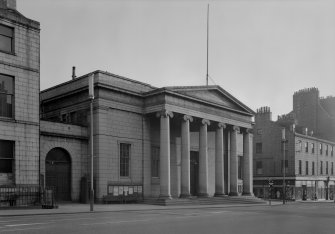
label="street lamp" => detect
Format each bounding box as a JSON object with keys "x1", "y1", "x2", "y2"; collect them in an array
[
  {"x1": 326, "y1": 176, "x2": 330, "y2": 200},
  {"x1": 282, "y1": 128, "x2": 287, "y2": 204},
  {"x1": 89, "y1": 74, "x2": 94, "y2": 211}
]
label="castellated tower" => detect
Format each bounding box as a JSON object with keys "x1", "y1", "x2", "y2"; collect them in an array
[{"x1": 293, "y1": 88, "x2": 319, "y2": 135}]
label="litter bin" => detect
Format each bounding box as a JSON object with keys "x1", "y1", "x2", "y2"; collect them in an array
[{"x1": 42, "y1": 188, "x2": 57, "y2": 209}]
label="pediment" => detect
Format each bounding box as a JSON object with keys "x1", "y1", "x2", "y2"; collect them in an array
[{"x1": 168, "y1": 86, "x2": 254, "y2": 114}]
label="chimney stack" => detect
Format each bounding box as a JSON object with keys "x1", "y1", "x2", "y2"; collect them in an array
[
  {"x1": 72, "y1": 66, "x2": 76, "y2": 80},
  {"x1": 0, "y1": 0, "x2": 16, "y2": 9}
]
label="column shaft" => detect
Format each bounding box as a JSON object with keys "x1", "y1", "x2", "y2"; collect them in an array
[
  {"x1": 215, "y1": 123, "x2": 225, "y2": 196},
  {"x1": 158, "y1": 112, "x2": 172, "y2": 199},
  {"x1": 243, "y1": 130, "x2": 253, "y2": 196},
  {"x1": 229, "y1": 126, "x2": 239, "y2": 196},
  {"x1": 199, "y1": 119, "x2": 210, "y2": 197},
  {"x1": 180, "y1": 115, "x2": 192, "y2": 198}
]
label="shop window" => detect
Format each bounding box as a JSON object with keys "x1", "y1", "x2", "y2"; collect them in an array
[
  {"x1": 0, "y1": 74, "x2": 14, "y2": 118},
  {"x1": 119, "y1": 143, "x2": 130, "y2": 177},
  {"x1": 151, "y1": 146, "x2": 160, "y2": 178},
  {"x1": 0, "y1": 140, "x2": 14, "y2": 173},
  {"x1": 0, "y1": 24, "x2": 14, "y2": 53}
]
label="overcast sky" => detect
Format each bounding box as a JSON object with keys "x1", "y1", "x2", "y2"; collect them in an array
[{"x1": 18, "y1": 0, "x2": 335, "y2": 118}]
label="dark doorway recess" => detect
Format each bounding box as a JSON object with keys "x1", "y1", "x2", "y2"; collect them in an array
[{"x1": 45, "y1": 148, "x2": 71, "y2": 201}]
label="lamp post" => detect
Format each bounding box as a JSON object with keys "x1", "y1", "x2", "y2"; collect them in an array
[
  {"x1": 89, "y1": 74, "x2": 94, "y2": 212},
  {"x1": 326, "y1": 176, "x2": 330, "y2": 200},
  {"x1": 282, "y1": 128, "x2": 287, "y2": 204}
]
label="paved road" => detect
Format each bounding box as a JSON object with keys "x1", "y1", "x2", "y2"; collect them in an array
[{"x1": 0, "y1": 203, "x2": 334, "y2": 234}]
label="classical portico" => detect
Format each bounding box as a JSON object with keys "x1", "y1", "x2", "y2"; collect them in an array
[{"x1": 146, "y1": 85, "x2": 255, "y2": 200}]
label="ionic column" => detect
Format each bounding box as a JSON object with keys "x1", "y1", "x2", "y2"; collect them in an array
[
  {"x1": 243, "y1": 129, "x2": 253, "y2": 196},
  {"x1": 156, "y1": 110, "x2": 174, "y2": 199},
  {"x1": 215, "y1": 123, "x2": 226, "y2": 196},
  {"x1": 198, "y1": 119, "x2": 210, "y2": 197},
  {"x1": 229, "y1": 125, "x2": 239, "y2": 196},
  {"x1": 180, "y1": 115, "x2": 193, "y2": 198}
]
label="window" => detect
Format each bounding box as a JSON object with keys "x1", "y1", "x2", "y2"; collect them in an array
[
  {"x1": 312, "y1": 162, "x2": 315, "y2": 175},
  {"x1": 326, "y1": 145, "x2": 329, "y2": 156},
  {"x1": 332, "y1": 162, "x2": 334, "y2": 175},
  {"x1": 151, "y1": 146, "x2": 160, "y2": 177},
  {"x1": 296, "y1": 140, "x2": 302, "y2": 152},
  {"x1": 320, "y1": 161, "x2": 323, "y2": 175},
  {"x1": 298, "y1": 160, "x2": 302, "y2": 175},
  {"x1": 305, "y1": 161, "x2": 309, "y2": 175},
  {"x1": 256, "y1": 143, "x2": 262, "y2": 154},
  {"x1": 0, "y1": 74, "x2": 14, "y2": 118},
  {"x1": 0, "y1": 24, "x2": 14, "y2": 53},
  {"x1": 257, "y1": 129, "x2": 262, "y2": 135},
  {"x1": 238, "y1": 156, "x2": 243, "y2": 179},
  {"x1": 119, "y1": 143, "x2": 130, "y2": 177},
  {"x1": 0, "y1": 140, "x2": 14, "y2": 173},
  {"x1": 305, "y1": 142, "x2": 308, "y2": 153},
  {"x1": 281, "y1": 160, "x2": 288, "y2": 174},
  {"x1": 326, "y1": 161, "x2": 329, "y2": 175},
  {"x1": 331, "y1": 146, "x2": 334, "y2": 156},
  {"x1": 311, "y1": 143, "x2": 315, "y2": 154},
  {"x1": 320, "y1": 144, "x2": 323, "y2": 155},
  {"x1": 256, "y1": 161, "x2": 263, "y2": 175}
]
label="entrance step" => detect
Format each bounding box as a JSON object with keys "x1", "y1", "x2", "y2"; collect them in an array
[{"x1": 143, "y1": 196, "x2": 266, "y2": 206}]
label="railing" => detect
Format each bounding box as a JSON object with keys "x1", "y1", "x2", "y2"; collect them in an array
[{"x1": 0, "y1": 185, "x2": 56, "y2": 208}]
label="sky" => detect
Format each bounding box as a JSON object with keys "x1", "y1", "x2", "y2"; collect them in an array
[{"x1": 18, "y1": 0, "x2": 335, "y2": 119}]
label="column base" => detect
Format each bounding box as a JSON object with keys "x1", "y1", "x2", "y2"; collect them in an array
[
  {"x1": 197, "y1": 193, "x2": 209, "y2": 198},
  {"x1": 179, "y1": 193, "x2": 191, "y2": 199},
  {"x1": 242, "y1": 192, "x2": 254, "y2": 196},
  {"x1": 158, "y1": 194, "x2": 172, "y2": 200},
  {"x1": 229, "y1": 192, "x2": 239, "y2": 196},
  {"x1": 214, "y1": 193, "x2": 227, "y2": 197}
]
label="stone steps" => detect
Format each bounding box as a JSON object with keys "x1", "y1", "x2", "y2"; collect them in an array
[{"x1": 143, "y1": 196, "x2": 267, "y2": 206}]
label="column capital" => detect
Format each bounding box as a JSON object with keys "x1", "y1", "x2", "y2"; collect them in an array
[
  {"x1": 217, "y1": 122, "x2": 227, "y2": 129},
  {"x1": 201, "y1": 119, "x2": 211, "y2": 126},
  {"x1": 156, "y1": 109, "x2": 174, "y2": 118},
  {"x1": 183, "y1": 115, "x2": 193, "y2": 122},
  {"x1": 231, "y1": 125, "x2": 240, "y2": 132},
  {"x1": 244, "y1": 128, "x2": 253, "y2": 134}
]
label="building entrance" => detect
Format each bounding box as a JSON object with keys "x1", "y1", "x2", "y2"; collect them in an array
[
  {"x1": 45, "y1": 148, "x2": 71, "y2": 201},
  {"x1": 190, "y1": 151, "x2": 199, "y2": 196}
]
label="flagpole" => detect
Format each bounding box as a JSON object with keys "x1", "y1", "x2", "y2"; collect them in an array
[{"x1": 206, "y1": 4, "x2": 209, "y2": 86}]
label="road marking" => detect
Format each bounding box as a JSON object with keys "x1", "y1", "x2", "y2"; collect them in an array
[
  {"x1": 1, "y1": 227, "x2": 45, "y2": 232},
  {"x1": 5, "y1": 222, "x2": 51, "y2": 227},
  {"x1": 81, "y1": 219, "x2": 152, "y2": 226}
]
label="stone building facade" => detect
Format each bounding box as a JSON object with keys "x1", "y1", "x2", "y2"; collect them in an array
[
  {"x1": 0, "y1": 0, "x2": 40, "y2": 186},
  {"x1": 40, "y1": 71, "x2": 255, "y2": 202},
  {"x1": 253, "y1": 101, "x2": 335, "y2": 200}
]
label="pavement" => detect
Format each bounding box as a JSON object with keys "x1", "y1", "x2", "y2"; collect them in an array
[{"x1": 0, "y1": 199, "x2": 333, "y2": 217}]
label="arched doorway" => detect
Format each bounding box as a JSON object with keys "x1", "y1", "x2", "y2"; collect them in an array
[{"x1": 45, "y1": 148, "x2": 71, "y2": 201}]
